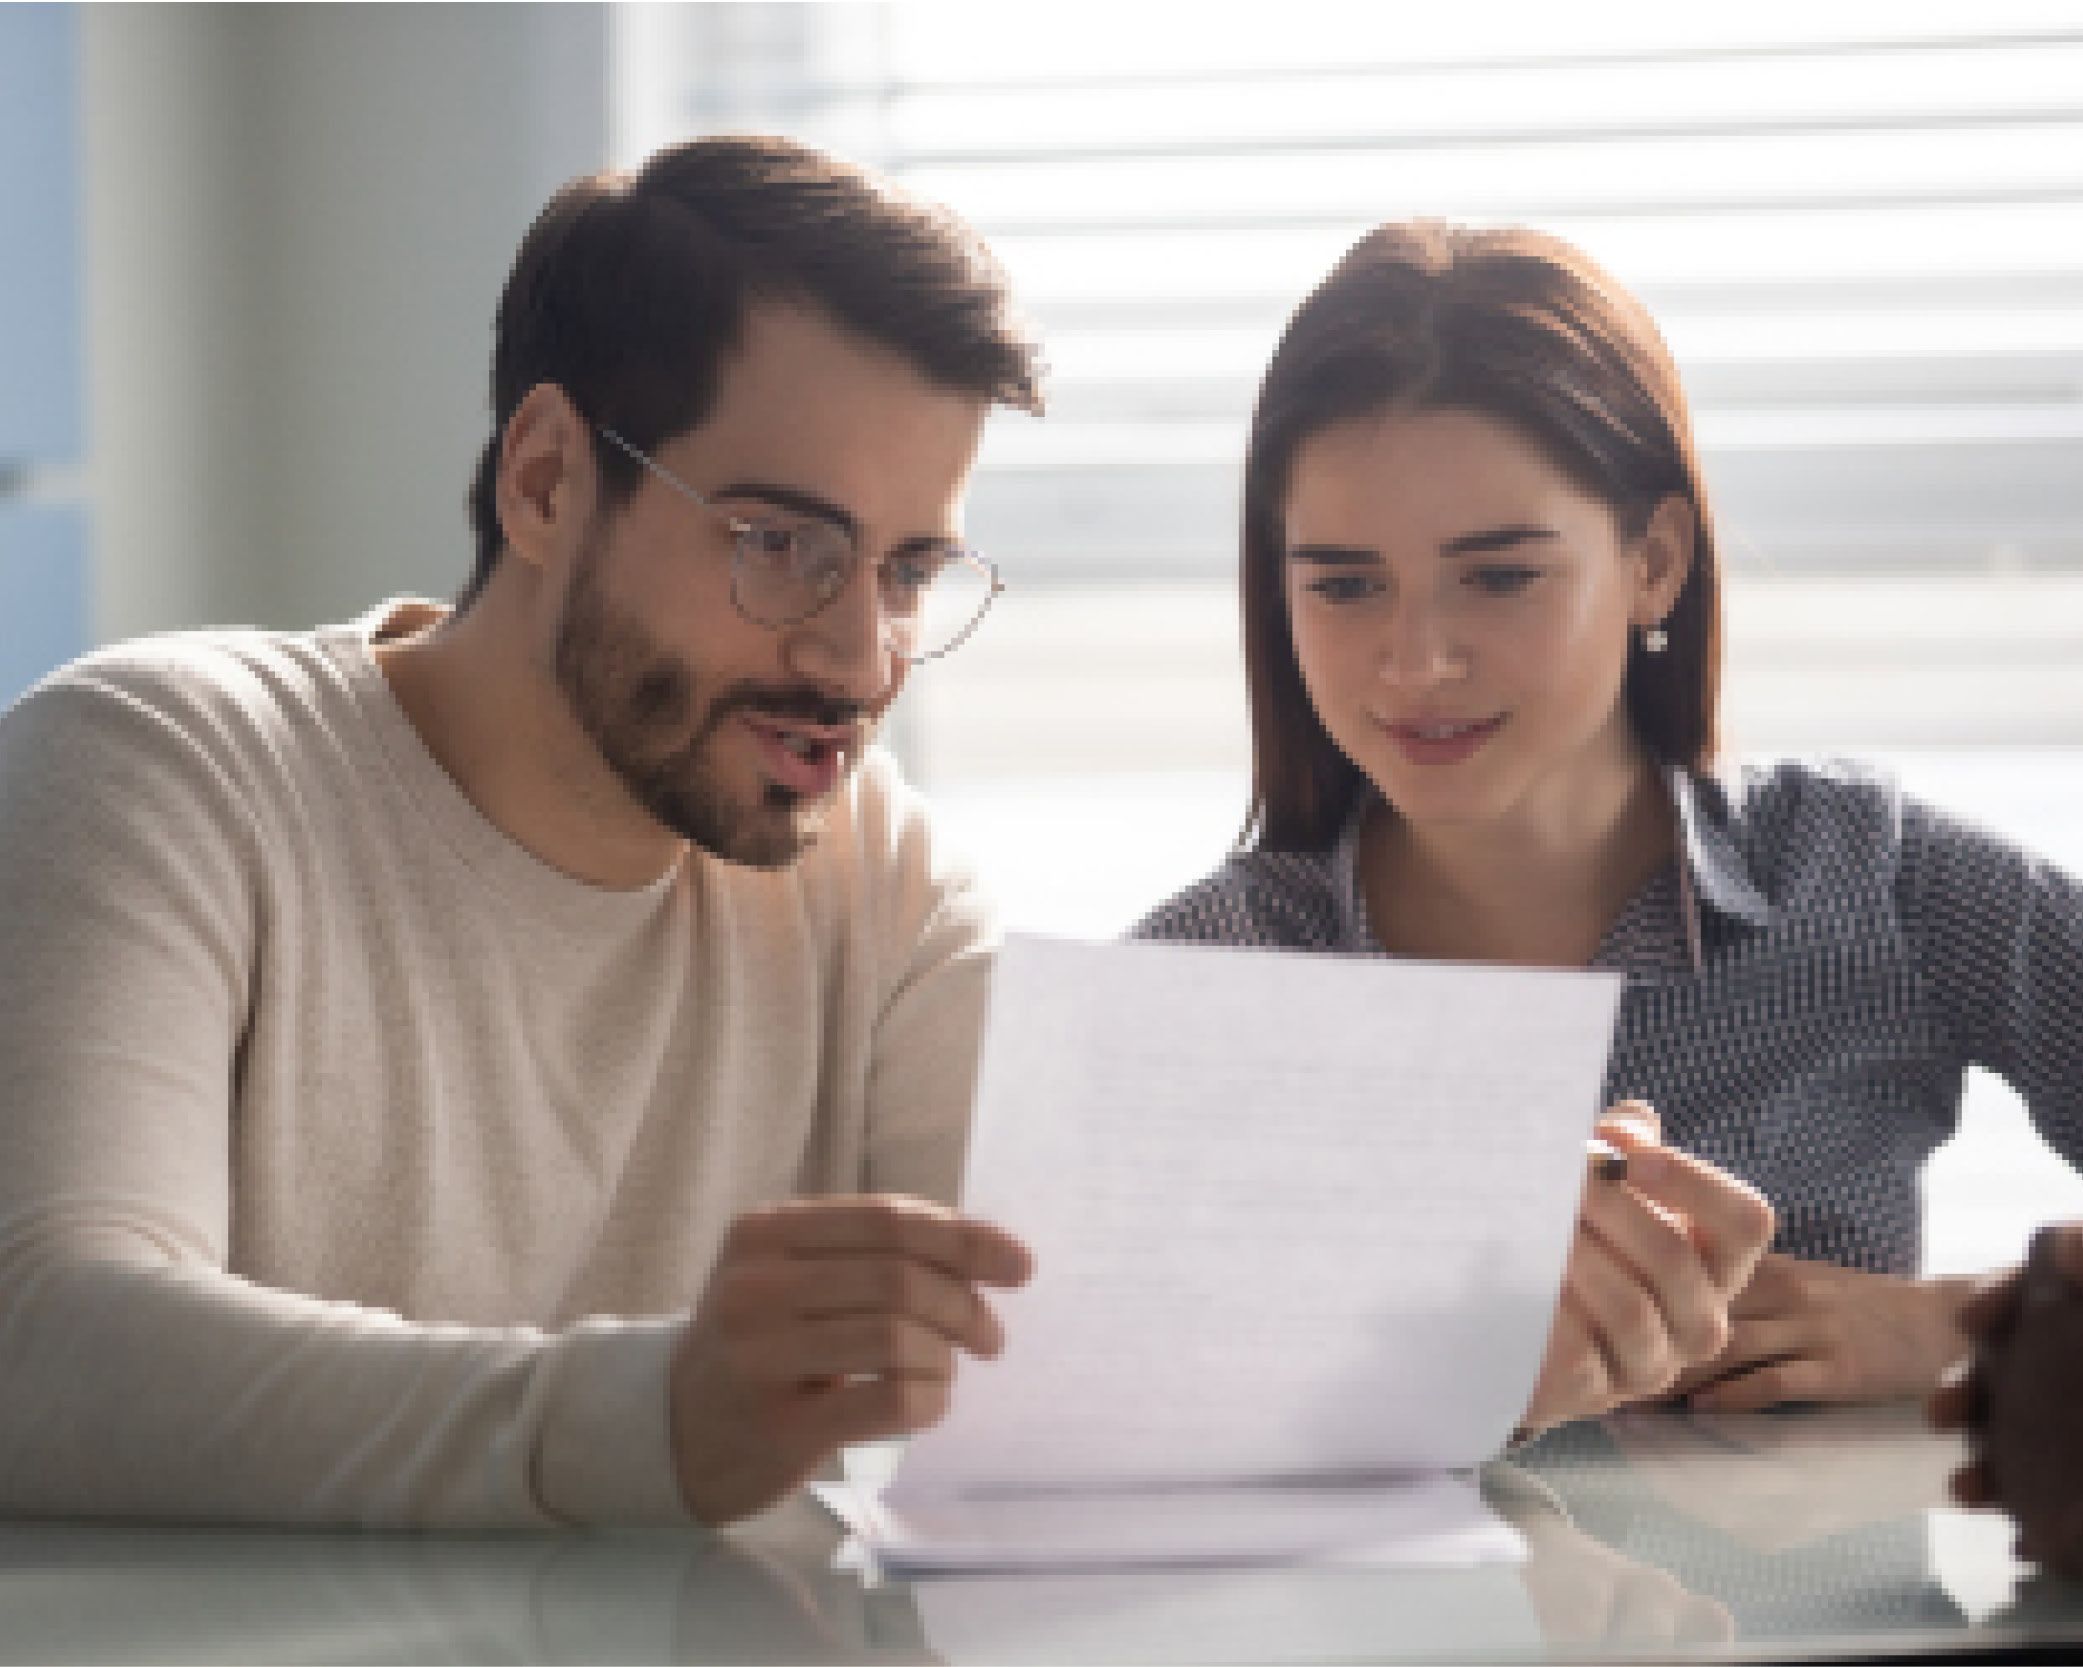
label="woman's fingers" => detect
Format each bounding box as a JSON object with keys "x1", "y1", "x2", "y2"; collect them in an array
[
  {"x1": 1525, "y1": 1294, "x2": 1616, "y2": 1431},
  {"x1": 1612, "y1": 1144, "x2": 1776, "y2": 1294},
  {"x1": 1578, "y1": 1176, "x2": 1729, "y2": 1363},
  {"x1": 1532, "y1": 1114, "x2": 1774, "y2": 1426},
  {"x1": 1562, "y1": 1227, "x2": 1687, "y2": 1401}
]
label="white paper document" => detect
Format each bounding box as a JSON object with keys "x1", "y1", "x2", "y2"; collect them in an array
[{"x1": 839, "y1": 935, "x2": 1622, "y2": 1574}]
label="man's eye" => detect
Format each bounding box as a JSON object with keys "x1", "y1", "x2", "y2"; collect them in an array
[
  {"x1": 886, "y1": 550, "x2": 950, "y2": 595},
  {"x1": 741, "y1": 522, "x2": 800, "y2": 562},
  {"x1": 1304, "y1": 574, "x2": 1384, "y2": 604},
  {"x1": 1468, "y1": 566, "x2": 1539, "y2": 595}
]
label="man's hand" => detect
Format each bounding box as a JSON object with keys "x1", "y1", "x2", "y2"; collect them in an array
[
  {"x1": 1932, "y1": 1223, "x2": 2083, "y2": 1576},
  {"x1": 1671, "y1": 1254, "x2": 1973, "y2": 1412},
  {"x1": 1520, "y1": 1104, "x2": 1776, "y2": 1434},
  {"x1": 667, "y1": 1196, "x2": 1032, "y2": 1524}
]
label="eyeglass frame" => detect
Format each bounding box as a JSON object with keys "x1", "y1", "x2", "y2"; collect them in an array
[{"x1": 593, "y1": 424, "x2": 1004, "y2": 664}]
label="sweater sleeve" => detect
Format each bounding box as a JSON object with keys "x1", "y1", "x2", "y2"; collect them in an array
[
  {"x1": 0, "y1": 663, "x2": 691, "y2": 1528},
  {"x1": 1897, "y1": 790, "x2": 2083, "y2": 1169}
]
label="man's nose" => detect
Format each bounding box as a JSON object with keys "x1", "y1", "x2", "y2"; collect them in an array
[{"x1": 780, "y1": 564, "x2": 902, "y2": 705}]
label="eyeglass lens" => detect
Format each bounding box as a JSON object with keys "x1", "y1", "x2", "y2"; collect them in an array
[{"x1": 730, "y1": 518, "x2": 996, "y2": 661}]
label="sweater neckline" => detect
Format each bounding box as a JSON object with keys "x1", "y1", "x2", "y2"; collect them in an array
[{"x1": 319, "y1": 599, "x2": 685, "y2": 933}]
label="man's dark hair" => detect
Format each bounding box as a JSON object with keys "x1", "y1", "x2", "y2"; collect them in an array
[{"x1": 460, "y1": 133, "x2": 1044, "y2": 608}]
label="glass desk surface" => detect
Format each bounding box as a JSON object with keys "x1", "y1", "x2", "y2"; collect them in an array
[{"x1": 1, "y1": 1402, "x2": 2077, "y2": 1666}]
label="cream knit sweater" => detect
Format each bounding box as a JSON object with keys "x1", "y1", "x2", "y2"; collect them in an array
[{"x1": 0, "y1": 602, "x2": 991, "y2": 1527}]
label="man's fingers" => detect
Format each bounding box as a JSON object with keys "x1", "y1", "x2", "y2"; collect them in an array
[
  {"x1": 730, "y1": 1196, "x2": 1033, "y2": 1286},
  {"x1": 1578, "y1": 1182, "x2": 1728, "y2": 1362},
  {"x1": 736, "y1": 1312, "x2": 959, "y2": 1387},
  {"x1": 785, "y1": 1372, "x2": 955, "y2": 1454},
  {"x1": 1615, "y1": 1147, "x2": 1776, "y2": 1293},
  {"x1": 790, "y1": 1253, "x2": 1006, "y2": 1355}
]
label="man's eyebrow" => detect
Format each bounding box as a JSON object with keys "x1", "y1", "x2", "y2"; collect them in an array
[
  {"x1": 1440, "y1": 524, "x2": 1560, "y2": 556},
  {"x1": 710, "y1": 482, "x2": 962, "y2": 555},
  {"x1": 712, "y1": 481, "x2": 860, "y2": 541}
]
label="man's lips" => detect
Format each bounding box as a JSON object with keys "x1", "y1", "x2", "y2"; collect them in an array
[{"x1": 739, "y1": 712, "x2": 862, "y2": 798}]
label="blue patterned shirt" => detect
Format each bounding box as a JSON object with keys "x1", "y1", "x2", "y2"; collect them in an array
[{"x1": 1132, "y1": 760, "x2": 2083, "y2": 1275}]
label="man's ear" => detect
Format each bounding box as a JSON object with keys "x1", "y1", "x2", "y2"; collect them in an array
[
  {"x1": 495, "y1": 383, "x2": 596, "y2": 575},
  {"x1": 1632, "y1": 494, "x2": 1697, "y2": 627}
]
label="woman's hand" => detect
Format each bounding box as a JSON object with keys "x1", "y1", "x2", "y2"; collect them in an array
[
  {"x1": 1515, "y1": 1507, "x2": 1734, "y2": 1650},
  {"x1": 1520, "y1": 1104, "x2": 1775, "y2": 1434},
  {"x1": 1670, "y1": 1255, "x2": 1974, "y2": 1412}
]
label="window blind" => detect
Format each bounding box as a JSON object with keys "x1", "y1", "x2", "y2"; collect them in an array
[{"x1": 615, "y1": 3, "x2": 2083, "y2": 759}]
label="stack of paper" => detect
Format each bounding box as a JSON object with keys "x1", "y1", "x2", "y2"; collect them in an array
[{"x1": 826, "y1": 935, "x2": 1622, "y2": 1574}]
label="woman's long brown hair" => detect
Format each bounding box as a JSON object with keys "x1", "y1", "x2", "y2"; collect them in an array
[{"x1": 1240, "y1": 221, "x2": 1723, "y2": 852}]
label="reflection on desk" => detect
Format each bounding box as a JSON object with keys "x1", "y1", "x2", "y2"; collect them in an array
[
  {"x1": 0, "y1": 1507, "x2": 922, "y2": 1666},
  {"x1": 1512, "y1": 1402, "x2": 1973, "y2": 1650},
  {"x1": 0, "y1": 1404, "x2": 2077, "y2": 1664}
]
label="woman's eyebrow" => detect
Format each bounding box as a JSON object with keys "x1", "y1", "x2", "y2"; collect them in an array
[
  {"x1": 1440, "y1": 524, "x2": 1561, "y2": 556},
  {"x1": 1286, "y1": 544, "x2": 1382, "y2": 565}
]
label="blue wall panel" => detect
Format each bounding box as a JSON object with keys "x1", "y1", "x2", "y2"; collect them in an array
[
  {"x1": 0, "y1": 5, "x2": 84, "y2": 468},
  {"x1": 0, "y1": 504, "x2": 89, "y2": 710}
]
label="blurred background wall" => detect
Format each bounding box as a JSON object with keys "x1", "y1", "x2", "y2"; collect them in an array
[
  {"x1": 3, "y1": 0, "x2": 2081, "y2": 1267},
  {"x1": 73, "y1": 3, "x2": 610, "y2": 642}
]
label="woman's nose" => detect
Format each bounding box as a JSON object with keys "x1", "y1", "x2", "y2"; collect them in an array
[{"x1": 1375, "y1": 603, "x2": 1468, "y2": 688}]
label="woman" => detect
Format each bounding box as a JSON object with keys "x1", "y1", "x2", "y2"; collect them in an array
[{"x1": 1137, "y1": 220, "x2": 2083, "y2": 1431}]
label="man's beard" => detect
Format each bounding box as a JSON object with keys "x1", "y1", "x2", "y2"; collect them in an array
[{"x1": 551, "y1": 531, "x2": 869, "y2": 869}]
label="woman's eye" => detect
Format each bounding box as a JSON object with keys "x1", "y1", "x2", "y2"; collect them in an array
[
  {"x1": 1304, "y1": 574, "x2": 1384, "y2": 605},
  {"x1": 1467, "y1": 566, "x2": 1539, "y2": 595}
]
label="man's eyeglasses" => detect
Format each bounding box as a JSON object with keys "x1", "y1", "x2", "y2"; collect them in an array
[{"x1": 596, "y1": 426, "x2": 1002, "y2": 664}]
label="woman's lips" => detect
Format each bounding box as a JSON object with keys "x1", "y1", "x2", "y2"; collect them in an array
[{"x1": 1378, "y1": 712, "x2": 1507, "y2": 766}]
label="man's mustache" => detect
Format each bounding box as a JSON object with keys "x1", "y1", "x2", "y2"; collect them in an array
[{"x1": 709, "y1": 685, "x2": 871, "y2": 731}]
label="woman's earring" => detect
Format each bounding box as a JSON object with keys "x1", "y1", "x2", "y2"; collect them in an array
[{"x1": 1643, "y1": 623, "x2": 1669, "y2": 654}]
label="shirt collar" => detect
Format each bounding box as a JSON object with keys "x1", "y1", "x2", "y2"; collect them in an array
[
  {"x1": 1329, "y1": 800, "x2": 1373, "y2": 952},
  {"x1": 1666, "y1": 764, "x2": 1776, "y2": 931},
  {"x1": 1327, "y1": 764, "x2": 1776, "y2": 968}
]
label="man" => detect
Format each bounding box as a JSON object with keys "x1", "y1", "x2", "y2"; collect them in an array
[{"x1": 0, "y1": 135, "x2": 1041, "y2": 1527}]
